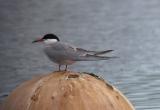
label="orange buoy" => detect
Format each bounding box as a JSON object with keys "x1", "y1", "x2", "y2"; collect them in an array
[{"x1": 1, "y1": 71, "x2": 135, "y2": 110}]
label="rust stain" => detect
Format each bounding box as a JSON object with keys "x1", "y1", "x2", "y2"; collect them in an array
[
  {"x1": 68, "y1": 74, "x2": 79, "y2": 78},
  {"x1": 31, "y1": 86, "x2": 42, "y2": 102},
  {"x1": 116, "y1": 95, "x2": 119, "y2": 100},
  {"x1": 51, "y1": 96, "x2": 55, "y2": 100}
]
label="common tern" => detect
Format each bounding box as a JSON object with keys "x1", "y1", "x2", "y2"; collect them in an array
[{"x1": 33, "y1": 34, "x2": 116, "y2": 71}]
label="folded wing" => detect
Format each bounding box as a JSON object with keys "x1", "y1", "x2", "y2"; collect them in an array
[
  {"x1": 75, "y1": 48, "x2": 117, "y2": 61},
  {"x1": 76, "y1": 48, "x2": 113, "y2": 55}
]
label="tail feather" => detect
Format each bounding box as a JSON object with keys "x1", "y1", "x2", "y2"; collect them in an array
[
  {"x1": 75, "y1": 54, "x2": 118, "y2": 61},
  {"x1": 94, "y1": 50, "x2": 113, "y2": 55},
  {"x1": 76, "y1": 48, "x2": 114, "y2": 55}
]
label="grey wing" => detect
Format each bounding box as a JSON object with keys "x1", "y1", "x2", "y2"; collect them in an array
[
  {"x1": 44, "y1": 42, "x2": 85, "y2": 61},
  {"x1": 45, "y1": 42, "x2": 116, "y2": 61},
  {"x1": 44, "y1": 43, "x2": 77, "y2": 60},
  {"x1": 75, "y1": 48, "x2": 117, "y2": 61},
  {"x1": 68, "y1": 46, "x2": 116, "y2": 61}
]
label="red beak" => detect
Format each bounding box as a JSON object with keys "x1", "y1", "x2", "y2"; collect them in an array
[{"x1": 32, "y1": 38, "x2": 44, "y2": 43}]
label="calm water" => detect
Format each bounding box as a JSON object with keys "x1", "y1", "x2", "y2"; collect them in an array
[{"x1": 1, "y1": 0, "x2": 160, "y2": 109}]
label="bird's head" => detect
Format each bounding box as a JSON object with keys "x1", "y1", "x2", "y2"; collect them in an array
[{"x1": 32, "y1": 34, "x2": 60, "y2": 44}]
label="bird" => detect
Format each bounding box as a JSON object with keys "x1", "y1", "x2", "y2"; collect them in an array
[{"x1": 32, "y1": 33, "x2": 116, "y2": 71}]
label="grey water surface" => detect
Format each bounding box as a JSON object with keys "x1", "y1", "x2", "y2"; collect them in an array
[{"x1": 1, "y1": 0, "x2": 160, "y2": 109}]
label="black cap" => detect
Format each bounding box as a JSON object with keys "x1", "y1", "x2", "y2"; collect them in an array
[{"x1": 42, "y1": 34, "x2": 60, "y2": 41}]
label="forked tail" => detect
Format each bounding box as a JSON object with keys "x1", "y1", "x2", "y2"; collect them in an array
[{"x1": 76, "y1": 54, "x2": 118, "y2": 61}]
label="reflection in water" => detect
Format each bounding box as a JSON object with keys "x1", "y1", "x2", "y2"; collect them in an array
[{"x1": 1, "y1": 0, "x2": 160, "y2": 109}]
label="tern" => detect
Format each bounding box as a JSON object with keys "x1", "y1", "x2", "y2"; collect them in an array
[{"x1": 33, "y1": 33, "x2": 116, "y2": 71}]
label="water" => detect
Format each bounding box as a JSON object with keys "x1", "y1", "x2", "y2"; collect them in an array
[{"x1": 0, "y1": 0, "x2": 160, "y2": 109}]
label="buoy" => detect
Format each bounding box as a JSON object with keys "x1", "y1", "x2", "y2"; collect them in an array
[{"x1": 1, "y1": 71, "x2": 135, "y2": 110}]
